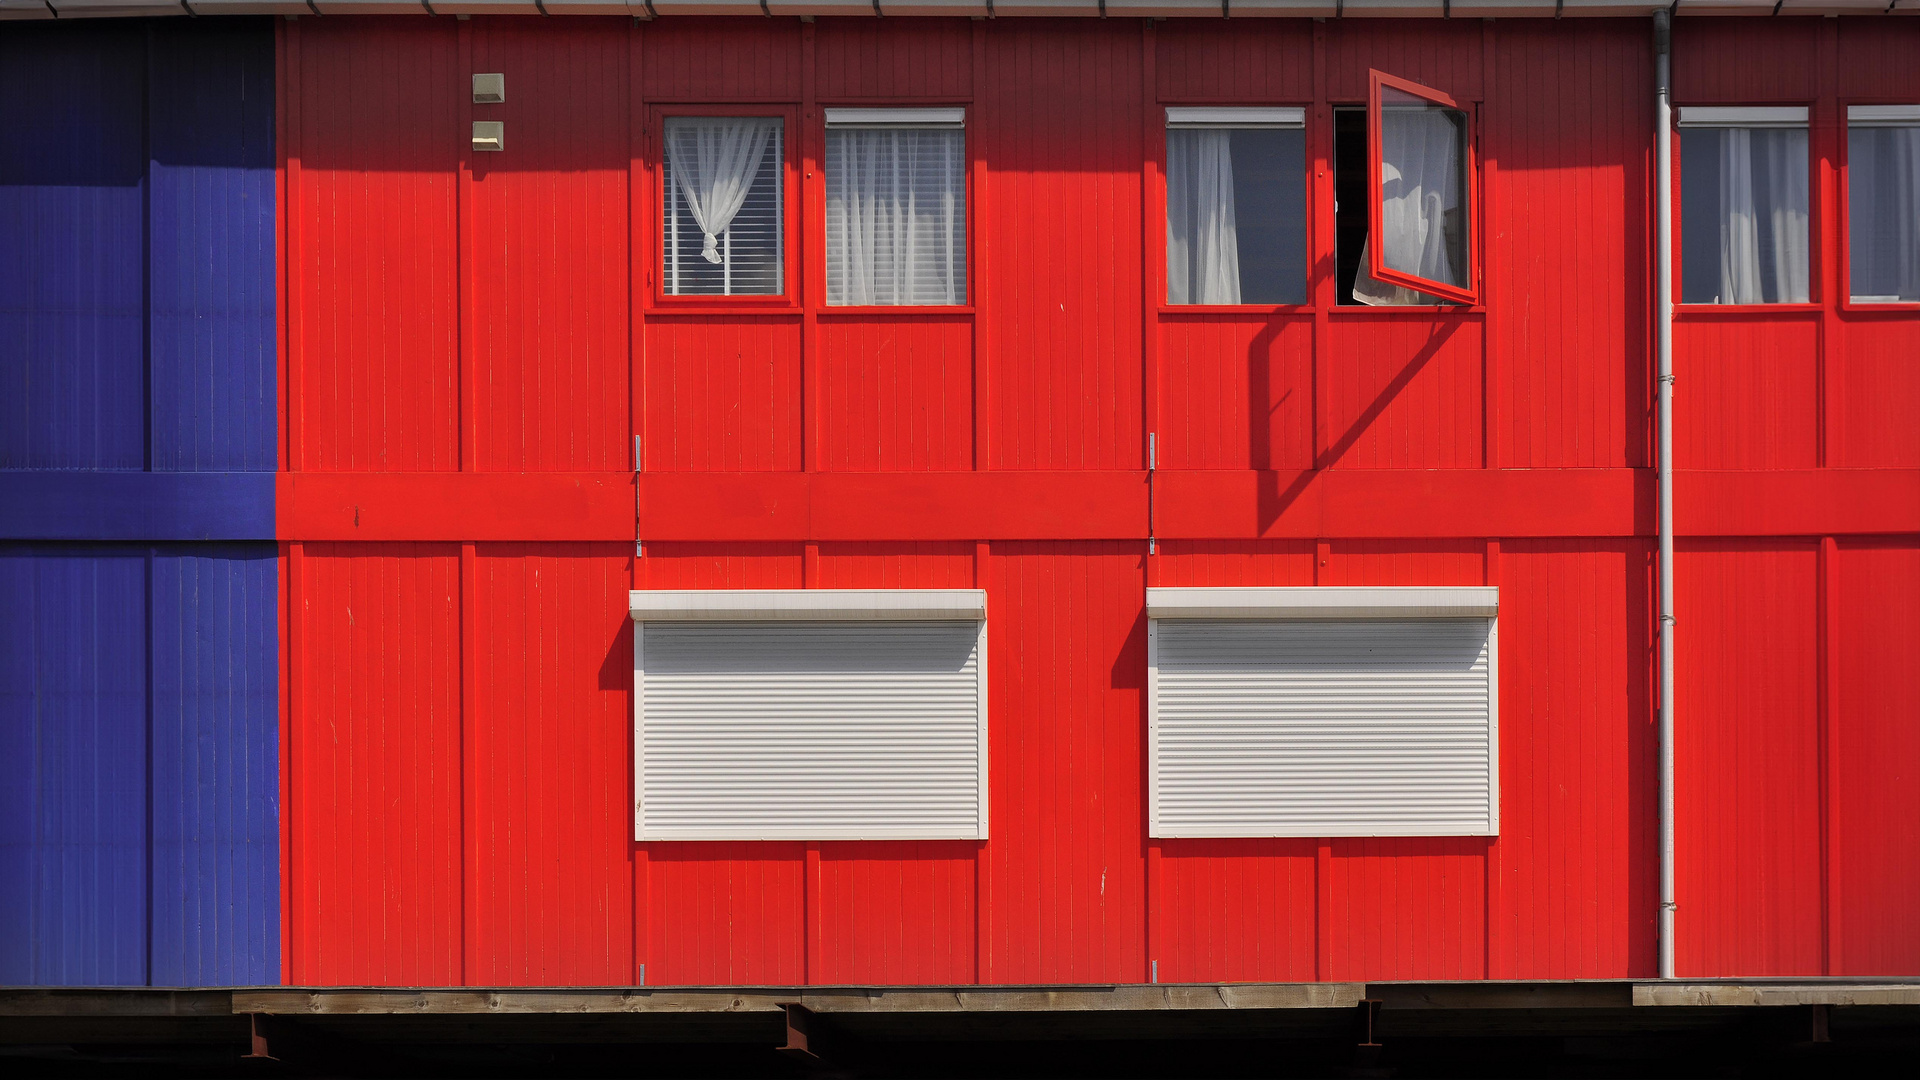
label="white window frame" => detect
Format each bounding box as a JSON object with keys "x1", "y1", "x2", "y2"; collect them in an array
[
  {"x1": 1844, "y1": 104, "x2": 1920, "y2": 306},
  {"x1": 1165, "y1": 106, "x2": 1306, "y2": 130},
  {"x1": 1145, "y1": 586, "x2": 1500, "y2": 839},
  {"x1": 630, "y1": 588, "x2": 989, "y2": 842}
]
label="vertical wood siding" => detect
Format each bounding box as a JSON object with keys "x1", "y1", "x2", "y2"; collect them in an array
[
  {"x1": 981, "y1": 543, "x2": 1147, "y2": 983},
  {"x1": 643, "y1": 319, "x2": 804, "y2": 472},
  {"x1": 1832, "y1": 543, "x2": 1920, "y2": 977},
  {"x1": 269, "y1": 16, "x2": 1920, "y2": 988},
  {"x1": 1158, "y1": 317, "x2": 1315, "y2": 471},
  {"x1": 1493, "y1": 541, "x2": 1656, "y2": 979},
  {"x1": 1674, "y1": 319, "x2": 1820, "y2": 470},
  {"x1": 292, "y1": 19, "x2": 461, "y2": 472},
  {"x1": 468, "y1": 544, "x2": 635, "y2": 985},
  {"x1": 1489, "y1": 21, "x2": 1648, "y2": 469},
  {"x1": 0, "y1": 19, "x2": 279, "y2": 988},
  {"x1": 1675, "y1": 543, "x2": 1823, "y2": 977},
  {"x1": 817, "y1": 318, "x2": 975, "y2": 472},
  {"x1": 1830, "y1": 321, "x2": 1920, "y2": 468},
  {"x1": 470, "y1": 22, "x2": 632, "y2": 474},
  {"x1": 983, "y1": 23, "x2": 1144, "y2": 471},
  {"x1": 291, "y1": 544, "x2": 464, "y2": 985}
]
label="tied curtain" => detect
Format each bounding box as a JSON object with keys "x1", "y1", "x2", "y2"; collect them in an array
[
  {"x1": 1355, "y1": 104, "x2": 1464, "y2": 306},
  {"x1": 666, "y1": 118, "x2": 776, "y2": 265},
  {"x1": 1850, "y1": 125, "x2": 1920, "y2": 302},
  {"x1": 825, "y1": 128, "x2": 966, "y2": 305},
  {"x1": 1712, "y1": 127, "x2": 1811, "y2": 304},
  {"x1": 1166, "y1": 129, "x2": 1242, "y2": 305}
]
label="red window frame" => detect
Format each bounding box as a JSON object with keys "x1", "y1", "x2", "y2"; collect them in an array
[
  {"x1": 649, "y1": 104, "x2": 801, "y2": 309},
  {"x1": 1365, "y1": 69, "x2": 1480, "y2": 306}
]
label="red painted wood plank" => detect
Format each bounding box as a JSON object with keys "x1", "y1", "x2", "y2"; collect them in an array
[
  {"x1": 291, "y1": 18, "x2": 462, "y2": 473},
  {"x1": 1832, "y1": 541, "x2": 1920, "y2": 977},
  {"x1": 1675, "y1": 542, "x2": 1824, "y2": 977},
  {"x1": 468, "y1": 21, "x2": 631, "y2": 474},
  {"x1": 290, "y1": 544, "x2": 464, "y2": 986},
  {"x1": 467, "y1": 544, "x2": 635, "y2": 985}
]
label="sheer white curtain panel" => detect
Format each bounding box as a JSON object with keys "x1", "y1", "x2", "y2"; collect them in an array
[
  {"x1": 826, "y1": 128, "x2": 966, "y2": 305},
  {"x1": 666, "y1": 118, "x2": 777, "y2": 265},
  {"x1": 1166, "y1": 130, "x2": 1242, "y2": 305},
  {"x1": 1849, "y1": 125, "x2": 1920, "y2": 302},
  {"x1": 1355, "y1": 105, "x2": 1464, "y2": 306},
  {"x1": 1715, "y1": 127, "x2": 1810, "y2": 303}
]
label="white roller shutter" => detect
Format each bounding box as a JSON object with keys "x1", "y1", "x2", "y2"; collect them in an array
[
  {"x1": 633, "y1": 593, "x2": 987, "y2": 842},
  {"x1": 1148, "y1": 588, "x2": 1497, "y2": 838}
]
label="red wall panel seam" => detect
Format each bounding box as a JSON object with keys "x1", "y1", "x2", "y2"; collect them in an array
[{"x1": 1820, "y1": 535, "x2": 1841, "y2": 974}]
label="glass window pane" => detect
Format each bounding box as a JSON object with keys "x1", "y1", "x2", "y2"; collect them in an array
[
  {"x1": 1165, "y1": 127, "x2": 1305, "y2": 305},
  {"x1": 1680, "y1": 126, "x2": 1809, "y2": 304},
  {"x1": 825, "y1": 128, "x2": 967, "y2": 306},
  {"x1": 1364, "y1": 89, "x2": 1468, "y2": 299},
  {"x1": 1849, "y1": 124, "x2": 1920, "y2": 303},
  {"x1": 663, "y1": 117, "x2": 783, "y2": 297}
]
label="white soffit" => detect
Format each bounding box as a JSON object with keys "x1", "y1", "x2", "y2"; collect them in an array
[
  {"x1": 1167, "y1": 107, "x2": 1307, "y2": 129},
  {"x1": 1146, "y1": 586, "x2": 1499, "y2": 621},
  {"x1": 1676, "y1": 106, "x2": 1810, "y2": 129},
  {"x1": 825, "y1": 108, "x2": 967, "y2": 129},
  {"x1": 631, "y1": 588, "x2": 987, "y2": 622},
  {"x1": 1849, "y1": 105, "x2": 1920, "y2": 126}
]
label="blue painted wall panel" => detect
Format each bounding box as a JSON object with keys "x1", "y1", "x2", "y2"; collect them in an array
[
  {"x1": 0, "y1": 23, "x2": 149, "y2": 472},
  {"x1": 150, "y1": 546, "x2": 279, "y2": 986},
  {"x1": 149, "y1": 22, "x2": 278, "y2": 474},
  {"x1": 0, "y1": 547, "x2": 151, "y2": 986},
  {"x1": 0, "y1": 18, "x2": 280, "y2": 987}
]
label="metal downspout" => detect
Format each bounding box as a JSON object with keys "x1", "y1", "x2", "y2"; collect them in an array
[{"x1": 1653, "y1": 8, "x2": 1677, "y2": 981}]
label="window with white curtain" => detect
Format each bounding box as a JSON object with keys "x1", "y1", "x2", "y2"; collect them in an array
[
  {"x1": 1848, "y1": 105, "x2": 1920, "y2": 304},
  {"x1": 663, "y1": 117, "x2": 784, "y2": 296},
  {"x1": 1164, "y1": 108, "x2": 1306, "y2": 306},
  {"x1": 1679, "y1": 107, "x2": 1810, "y2": 305},
  {"x1": 825, "y1": 109, "x2": 966, "y2": 306}
]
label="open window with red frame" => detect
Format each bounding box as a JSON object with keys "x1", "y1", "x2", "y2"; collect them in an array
[{"x1": 1355, "y1": 70, "x2": 1478, "y2": 307}]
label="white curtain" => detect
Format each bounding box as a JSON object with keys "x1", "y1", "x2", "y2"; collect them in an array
[
  {"x1": 666, "y1": 118, "x2": 776, "y2": 265},
  {"x1": 1355, "y1": 106, "x2": 1463, "y2": 307},
  {"x1": 825, "y1": 128, "x2": 966, "y2": 306},
  {"x1": 1849, "y1": 125, "x2": 1920, "y2": 302},
  {"x1": 1715, "y1": 127, "x2": 1810, "y2": 303},
  {"x1": 1165, "y1": 130, "x2": 1241, "y2": 305}
]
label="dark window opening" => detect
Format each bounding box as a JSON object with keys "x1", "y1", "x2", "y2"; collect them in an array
[{"x1": 1333, "y1": 107, "x2": 1371, "y2": 305}]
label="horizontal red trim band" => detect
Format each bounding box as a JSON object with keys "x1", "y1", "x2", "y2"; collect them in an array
[
  {"x1": 636, "y1": 472, "x2": 1149, "y2": 541},
  {"x1": 1156, "y1": 469, "x2": 1646, "y2": 540},
  {"x1": 278, "y1": 473, "x2": 638, "y2": 542},
  {"x1": 1675, "y1": 469, "x2": 1920, "y2": 538},
  {"x1": 275, "y1": 470, "x2": 1919, "y2": 542}
]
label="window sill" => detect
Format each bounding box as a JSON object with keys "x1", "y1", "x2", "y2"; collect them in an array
[
  {"x1": 1675, "y1": 303, "x2": 1824, "y2": 315},
  {"x1": 646, "y1": 299, "x2": 800, "y2": 316},
  {"x1": 818, "y1": 305, "x2": 975, "y2": 316},
  {"x1": 1840, "y1": 300, "x2": 1920, "y2": 314},
  {"x1": 1159, "y1": 304, "x2": 1313, "y2": 316},
  {"x1": 1328, "y1": 304, "x2": 1486, "y2": 316}
]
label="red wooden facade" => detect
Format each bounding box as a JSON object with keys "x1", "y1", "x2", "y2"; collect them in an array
[{"x1": 274, "y1": 14, "x2": 1920, "y2": 986}]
